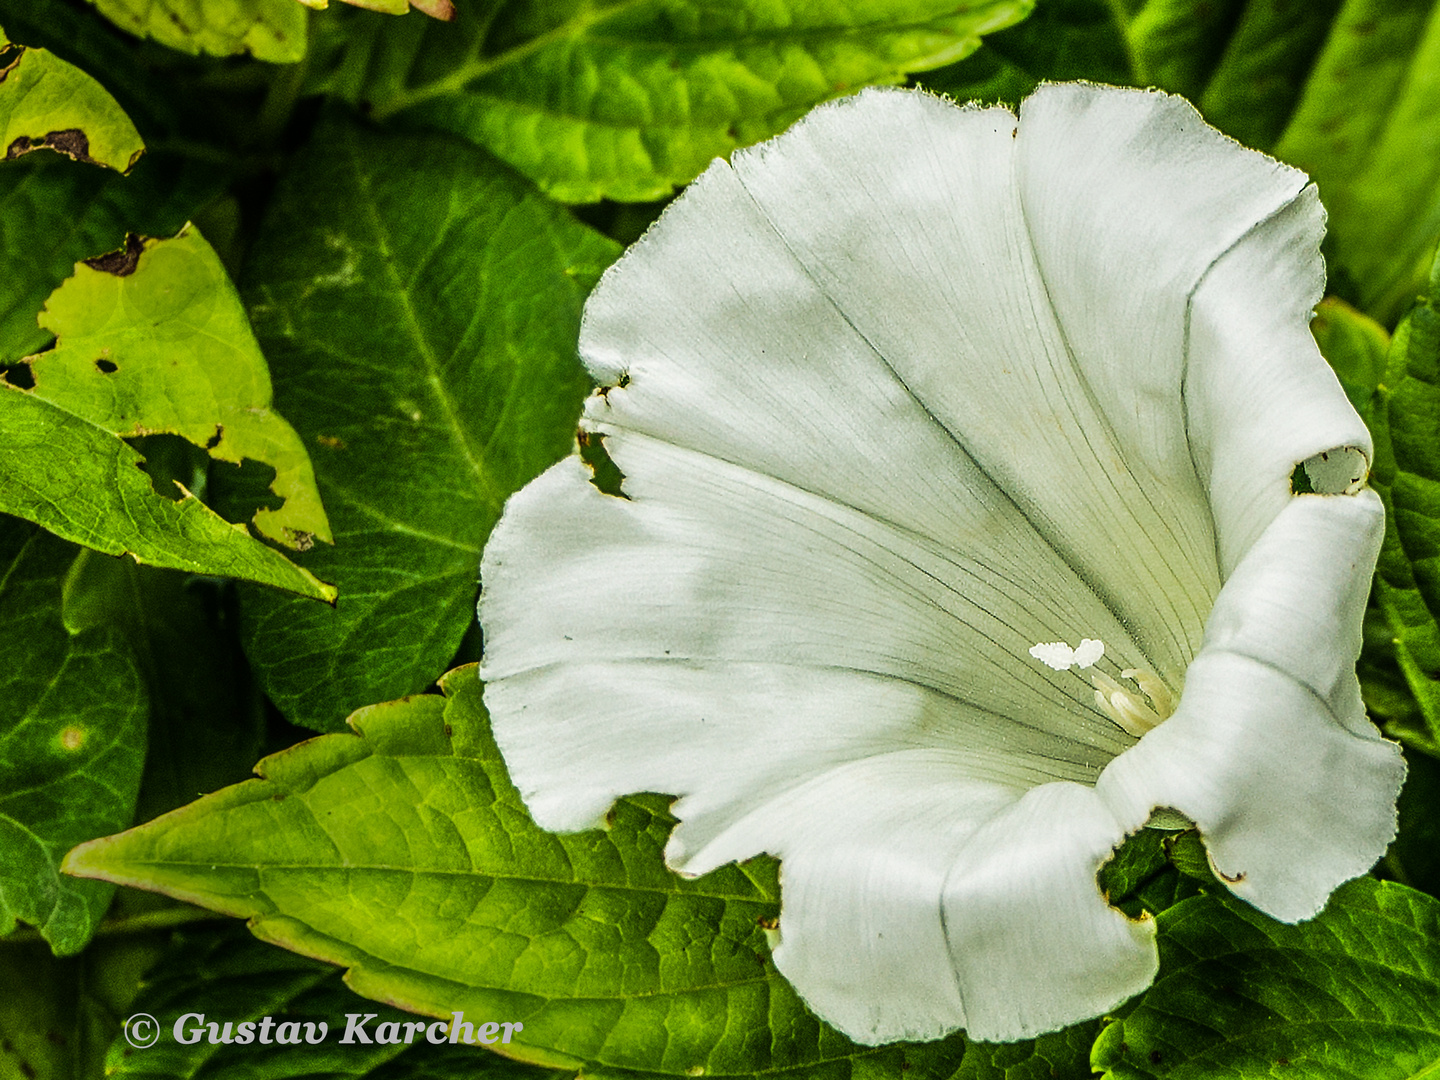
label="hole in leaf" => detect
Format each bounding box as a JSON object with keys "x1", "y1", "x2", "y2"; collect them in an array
[
  {"x1": 207, "y1": 456, "x2": 283, "y2": 525},
  {"x1": 578, "y1": 429, "x2": 627, "y2": 498},
  {"x1": 1, "y1": 363, "x2": 35, "y2": 389},
  {"x1": 1289, "y1": 463, "x2": 1315, "y2": 494},
  {"x1": 127, "y1": 433, "x2": 209, "y2": 501},
  {"x1": 95, "y1": 358, "x2": 118, "y2": 374}
]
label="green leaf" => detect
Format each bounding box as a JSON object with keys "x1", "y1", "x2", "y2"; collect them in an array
[
  {"x1": 0, "y1": 516, "x2": 147, "y2": 955},
  {"x1": 1272, "y1": 0, "x2": 1440, "y2": 318},
  {"x1": 1091, "y1": 878, "x2": 1440, "y2": 1079},
  {"x1": 65, "y1": 666, "x2": 974, "y2": 1077},
  {"x1": 1311, "y1": 296, "x2": 1391, "y2": 422},
  {"x1": 236, "y1": 112, "x2": 619, "y2": 731},
  {"x1": 108, "y1": 924, "x2": 570, "y2": 1080},
  {"x1": 1365, "y1": 252, "x2": 1440, "y2": 757},
  {"x1": 0, "y1": 225, "x2": 336, "y2": 601},
  {"x1": 952, "y1": 1023, "x2": 1096, "y2": 1080},
  {"x1": 0, "y1": 25, "x2": 144, "y2": 172},
  {"x1": 1096, "y1": 829, "x2": 1214, "y2": 921},
  {"x1": 304, "y1": 0, "x2": 1033, "y2": 203},
  {"x1": 84, "y1": 0, "x2": 308, "y2": 63}
]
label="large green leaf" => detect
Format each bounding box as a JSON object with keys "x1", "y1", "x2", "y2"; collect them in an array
[
  {"x1": 1091, "y1": 878, "x2": 1440, "y2": 1079},
  {"x1": 304, "y1": 0, "x2": 1032, "y2": 203},
  {"x1": 1361, "y1": 253, "x2": 1440, "y2": 756},
  {"x1": 0, "y1": 25, "x2": 144, "y2": 172},
  {"x1": 62, "y1": 666, "x2": 987, "y2": 1078},
  {"x1": 0, "y1": 516, "x2": 147, "y2": 955},
  {"x1": 84, "y1": 0, "x2": 307, "y2": 62},
  {"x1": 0, "y1": 226, "x2": 336, "y2": 601},
  {"x1": 236, "y1": 112, "x2": 618, "y2": 731},
  {"x1": 108, "y1": 925, "x2": 572, "y2": 1079}
]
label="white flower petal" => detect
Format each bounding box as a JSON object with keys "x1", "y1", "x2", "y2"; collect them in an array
[
  {"x1": 942, "y1": 782, "x2": 1156, "y2": 1042},
  {"x1": 1183, "y1": 185, "x2": 1375, "y2": 574},
  {"x1": 482, "y1": 435, "x2": 1145, "y2": 757},
  {"x1": 1097, "y1": 492, "x2": 1404, "y2": 921},
  {"x1": 486, "y1": 660, "x2": 1099, "y2": 852}
]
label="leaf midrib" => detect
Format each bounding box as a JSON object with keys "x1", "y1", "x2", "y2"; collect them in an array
[
  {"x1": 340, "y1": 127, "x2": 505, "y2": 512},
  {"x1": 118, "y1": 856, "x2": 779, "y2": 905}
]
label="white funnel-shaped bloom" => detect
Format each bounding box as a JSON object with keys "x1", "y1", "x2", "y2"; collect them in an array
[{"x1": 478, "y1": 83, "x2": 1405, "y2": 1044}]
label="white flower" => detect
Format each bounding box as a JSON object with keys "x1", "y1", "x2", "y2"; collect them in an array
[{"x1": 478, "y1": 83, "x2": 1406, "y2": 1044}]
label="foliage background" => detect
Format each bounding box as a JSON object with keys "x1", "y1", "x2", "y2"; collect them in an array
[{"x1": 1, "y1": 0, "x2": 1439, "y2": 1077}]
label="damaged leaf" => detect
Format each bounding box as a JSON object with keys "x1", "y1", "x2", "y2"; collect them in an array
[
  {"x1": 0, "y1": 516, "x2": 147, "y2": 956},
  {"x1": 0, "y1": 25, "x2": 144, "y2": 173},
  {"x1": 83, "y1": 0, "x2": 307, "y2": 63},
  {"x1": 0, "y1": 226, "x2": 335, "y2": 601},
  {"x1": 304, "y1": 0, "x2": 1032, "y2": 203},
  {"x1": 24, "y1": 225, "x2": 332, "y2": 554}
]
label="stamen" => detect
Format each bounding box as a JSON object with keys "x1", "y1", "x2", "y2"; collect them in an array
[
  {"x1": 1091, "y1": 668, "x2": 1176, "y2": 738},
  {"x1": 1029, "y1": 637, "x2": 1177, "y2": 738}
]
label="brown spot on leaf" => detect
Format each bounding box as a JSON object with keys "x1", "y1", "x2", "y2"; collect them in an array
[
  {"x1": 756, "y1": 915, "x2": 779, "y2": 930},
  {"x1": 84, "y1": 233, "x2": 145, "y2": 277},
  {"x1": 316, "y1": 434, "x2": 346, "y2": 449},
  {"x1": 7, "y1": 128, "x2": 98, "y2": 165},
  {"x1": 59, "y1": 726, "x2": 86, "y2": 751},
  {"x1": 284, "y1": 528, "x2": 316, "y2": 552}
]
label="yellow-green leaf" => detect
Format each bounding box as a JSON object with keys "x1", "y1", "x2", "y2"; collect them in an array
[
  {"x1": 84, "y1": 0, "x2": 307, "y2": 63},
  {"x1": 0, "y1": 26, "x2": 144, "y2": 173}
]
